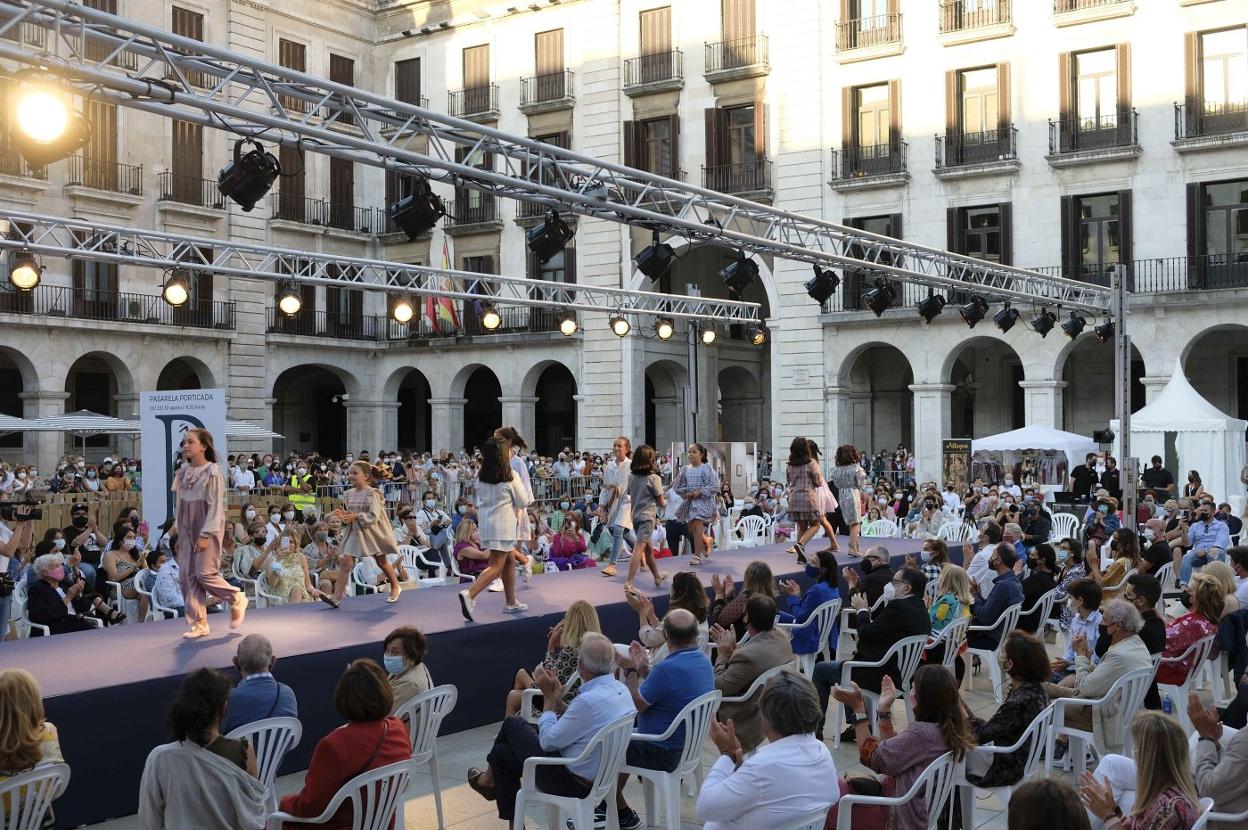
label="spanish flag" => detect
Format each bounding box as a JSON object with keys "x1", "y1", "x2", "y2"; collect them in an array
[{"x1": 427, "y1": 236, "x2": 460, "y2": 333}]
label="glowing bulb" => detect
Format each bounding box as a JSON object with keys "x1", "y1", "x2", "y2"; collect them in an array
[
  {"x1": 654, "y1": 318, "x2": 674, "y2": 340},
  {"x1": 481, "y1": 303, "x2": 502, "y2": 330},
  {"x1": 16, "y1": 89, "x2": 70, "y2": 144},
  {"x1": 9, "y1": 252, "x2": 41, "y2": 291},
  {"x1": 277, "y1": 283, "x2": 303, "y2": 316},
  {"x1": 610, "y1": 315, "x2": 631, "y2": 337},
  {"x1": 700, "y1": 327, "x2": 717, "y2": 345},
  {"x1": 392, "y1": 299, "x2": 414, "y2": 323},
  {"x1": 557, "y1": 311, "x2": 578, "y2": 336}
]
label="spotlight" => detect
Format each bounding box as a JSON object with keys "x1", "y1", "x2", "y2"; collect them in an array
[
  {"x1": 277, "y1": 281, "x2": 303, "y2": 316},
  {"x1": 161, "y1": 268, "x2": 191, "y2": 307},
  {"x1": 745, "y1": 323, "x2": 767, "y2": 347},
  {"x1": 557, "y1": 309, "x2": 578, "y2": 336},
  {"x1": 719, "y1": 255, "x2": 758, "y2": 298},
  {"x1": 917, "y1": 294, "x2": 946, "y2": 324},
  {"x1": 634, "y1": 232, "x2": 675, "y2": 280},
  {"x1": 7, "y1": 249, "x2": 41, "y2": 291},
  {"x1": 480, "y1": 302, "x2": 502, "y2": 331},
  {"x1": 1030, "y1": 308, "x2": 1057, "y2": 337},
  {"x1": 1061, "y1": 311, "x2": 1087, "y2": 339},
  {"x1": 526, "y1": 210, "x2": 574, "y2": 264},
  {"x1": 388, "y1": 180, "x2": 446, "y2": 240},
  {"x1": 217, "y1": 138, "x2": 281, "y2": 212},
  {"x1": 654, "y1": 317, "x2": 675, "y2": 340},
  {"x1": 863, "y1": 281, "x2": 897, "y2": 317},
  {"x1": 959, "y1": 296, "x2": 989, "y2": 328},
  {"x1": 1094, "y1": 318, "x2": 1115, "y2": 343},
  {"x1": 700, "y1": 327, "x2": 717, "y2": 345},
  {"x1": 805, "y1": 265, "x2": 840, "y2": 305},
  {"x1": 609, "y1": 314, "x2": 631, "y2": 337},
  {"x1": 9, "y1": 73, "x2": 89, "y2": 168},
  {"x1": 993, "y1": 302, "x2": 1020, "y2": 333},
  {"x1": 391, "y1": 295, "x2": 414, "y2": 323}
]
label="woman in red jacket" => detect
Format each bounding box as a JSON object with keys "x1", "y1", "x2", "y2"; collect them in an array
[{"x1": 279, "y1": 660, "x2": 410, "y2": 829}]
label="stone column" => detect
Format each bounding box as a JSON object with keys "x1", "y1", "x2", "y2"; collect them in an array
[
  {"x1": 1018, "y1": 380, "x2": 1067, "y2": 429},
  {"x1": 1141, "y1": 375, "x2": 1171, "y2": 404},
  {"x1": 572, "y1": 394, "x2": 587, "y2": 449},
  {"x1": 20, "y1": 391, "x2": 69, "y2": 472},
  {"x1": 114, "y1": 393, "x2": 140, "y2": 459},
  {"x1": 498, "y1": 396, "x2": 539, "y2": 447},
  {"x1": 343, "y1": 401, "x2": 400, "y2": 455},
  {"x1": 695, "y1": 339, "x2": 718, "y2": 443},
  {"x1": 429, "y1": 398, "x2": 466, "y2": 455},
  {"x1": 823, "y1": 386, "x2": 850, "y2": 464},
  {"x1": 908, "y1": 384, "x2": 955, "y2": 485}
]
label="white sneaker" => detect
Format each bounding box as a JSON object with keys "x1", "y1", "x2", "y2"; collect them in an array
[
  {"x1": 457, "y1": 590, "x2": 476, "y2": 622},
  {"x1": 502, "y1": 602, "x2": 528, "y2": 613},
  {"x1": 521, "y1": 560, "x2": 532, "y2": 583},
  {"x1": 616, "y1": 550, "x2": 632, "y2": 562},
  {"x1": 487, "y1": 578, "x2": 504, "y2": 592}
]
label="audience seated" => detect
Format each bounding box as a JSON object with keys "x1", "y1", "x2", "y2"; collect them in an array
[
  {"x1": 1156, "y1": 572, "x2": 1222, "y2": 687},
  {"x1": 153, "y1": 545, "x2": 185, "y2": 617},
  {"x1": 1051, "y1": 579, "x2": 1104, "y2": 685},
  {"x1": 301, "y1": 521, "x2": 344, "y2": 598},
  {"x1": 1181, "y1": 501, "x2": 1231, "y2": 585},
  {"x1": 220, "y1": 634, "x2": 299, "y2": 734},
  {"x1": 696, "y1": 672, "x2": 838, "y2": 830},
  {"x1": 1007, "y1": 778, "x2": 1092, "y2": 830},
  {"x1": 548, "y1": 513, "x2": 593, "y2": 571},
  {"x1": 453, "y1": 519, "x2": 489, "y2": 580},
  {"x1": 467, "y1": 633, "x2": 635, "y2": 828},
  {"x1": 1095, "y1": 574, "x2": 1166, "y2": 709},
  {"x1": 505, "y1": 600, "x2": 601, "y2": 717},
  {"x1": 0, "y1": 668, "x2": 64, "y2": 829},
  {"x1": 101, "y1": 521, "x2": 147, "y2": 618},
  {"x1": 927, "y1": 564, "x2": 973, "y2": 678},
  {"x1": 712, "y1": 594, "x2": 796, "y2": 752},
  {"x1": 909, "y1": 537, "x2": 949, "y2": 586},
  {"x1": 1019, "y1": 544, "x2": 1059, "y2": 633},
  {"x1": 254, "y1": 525, "x2": 325, "y2": 604},
  {"x1": 778, "y1": 550, "x2": 842, "y2": 659},
  {"x1": 625, "y1": 571, "x2": 709, "y2": 660},
  {"x1": 964, "y1": 632, "x2": 1049, "y2": 787},
  {"x1": 710, "y1": 561, "x2": 781, "y2": 640},
  {"x1": 1187, "y1": 690, "x2": 1248, "y2": 828},
  {"x1": 138, "y1": 668, "x2": 265, "y2": 830},
  {"x1": 844, "y1": 545, "x2": 896, "y2": 612},
  {"x1": 1091, "y1": 530, "x2": 1141, "y2": 602},
  {"x1": 967, "y1": 522, "x2": 1006, "y2": 595},
  {"x1": 26, "y1": 553, "x2": 102, "y2": 634},
  {"x1": 968, "y1": 544, "x2": 1024, "y2": 651},
  {"x1": 383, "y1": 625, "x2": 433, "y2": 716},
  {"x1": 1200, "y1": 561, "x2": 1240, "y2": 618},
  {"x1": 278, "y1": 660, "x2": 410, "y2": 829}
]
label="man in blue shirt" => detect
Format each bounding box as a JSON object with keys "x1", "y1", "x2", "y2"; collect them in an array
[
  {"x1": 968, "y1": 543, "x2": 1024, "y2": 651},
  {"x1": 221, "y1": 634, "x2": 299, "y2": 734},
  {"x1": 1182, "y1": 501, "x2": 1232, "y2": 583},
  {"x1": 612, "y1": 609, "x2": 714, "y2": 830}
]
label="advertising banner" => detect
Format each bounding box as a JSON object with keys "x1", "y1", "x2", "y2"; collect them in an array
[
  {"x1": 942, "y1": 439, "x2": 972, "y2": 490},
  {"x1": 140, "y1": 389, "x2": 227, "y2": 533}
]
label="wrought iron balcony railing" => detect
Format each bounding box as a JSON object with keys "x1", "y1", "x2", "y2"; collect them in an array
[
  {"x1": 1175, "y1": 100, "x2": 1248, "y2": 140},
  {"x1": 448, "y1": 84, "x2": 499, "y2": 119},
  {"x1": 157, "y1": 172, "x2": 225, "y2": 209},
  {"x1": 705, "y1": 35, "x2": 769, "y2": 73},
  {"x1": 835, "y1": 13, "x2": 902, "y2": 50},
  {"x1": 1048, "y1": 109, "x2": 1138, "y2": 154},
  {"x1": 701, "y1": 160, "x2": 772, "y2": 195},
  {"x1": 66, "y1": 156, "x2": 143, "y2": 195},
  {"x1": 939, "y1": 0, "x2": 1011, "y2": 33},
  {"x1": 623, "y1": 50, "x2": 683, "y2": 87},
  {"x1": 0, "y1": 284, "x2": 234, "y2": 329},
  {"x1": 935, "y1": 127, "x2": 1018, "y2": 168},
  {"x1": 831, "y1": 142, "x2": 908, "y2": 180},
  {"x1": 520, "y1": 71, "x2": 574, "y2": 106}
]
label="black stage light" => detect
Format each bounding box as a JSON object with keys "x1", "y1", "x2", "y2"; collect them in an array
[
  {"x1": 609, "y1": 314, "x2": 631, "y2": 337},
  {"x1": 1094, "y1": 318, "x2": 1116, "y2": 343},
  {"x1": 217, "y1": 138, "x2": 281, "y2": 212},
  {"x1": 1061, "y1": 311, "x2": 1087, "y2": 339},
  {"x1": 700, "y1": 327, "x2": 717, "y2": 345},
  {"x1": 959, "y1": 296, "x2": 989, "y2": 328},
  {"x1": 1031, "y1": 308, "x2": 1057, "y2": 337},
  {"x1": 993, "y1": 302, "x2": 1020, "y2": 333},
  {"x1": 10, "y1": 73, "x2": 90, "y2": 168},
  {"x1": 805, "y1": 265, "x2": 840, "y2": 305},
  {"x1": 745, "y1": 323, "x2": 767, "y2": 346},
  {"x1": 8, "y1": 249, "x2": 42, "y2": 291},
  {"x1": 388, "y1": 180, "x2": 446, "y2": 240},
  {"x1": 526, "y1": 210, "x2": 575, "y2": 264},
  {"x1": 863, "y1": 281, "x2": 897, "y2": 317},
  {"x1": 634, "y1": 231, "x2": 675, "y2": 280},
  {"x1": 719, "y1": 255, "x2": 758, "y2": 298},
  {"x1": 917, "y1": 294, "x2": 946, "y2": 324}
]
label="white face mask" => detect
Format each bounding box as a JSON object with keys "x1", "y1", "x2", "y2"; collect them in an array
[
  {"x1": 53, "y1": 539, "x2": 66, "y2": 551},
  {"x1": 122, "y1": 538, "x2": 136, "y2": 551},
  {"x1": 270, "y1": 513, "x2": 281, "y2": 523},
  {"x1": 244, "y1": 509, "x2": 256, "y2": 520},
  {"x1": 283, "y1": 510, "x2": 295, "y2": 521},
  {"x1": 424, "y1": 499, "x2": 437, "y2": 509}
]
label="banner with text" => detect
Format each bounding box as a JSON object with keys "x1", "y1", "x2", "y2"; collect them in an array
[
  {"x1": 140, "y1": 389, "x2": 227, "y2": 534},
  {"x1": 942, "y1": 439, "x2": 972, "y2": 490}
]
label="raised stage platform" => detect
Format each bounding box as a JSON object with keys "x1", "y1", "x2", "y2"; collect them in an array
[{"x1": 8, "y1": 536, "x2": 923, "y2": 828}]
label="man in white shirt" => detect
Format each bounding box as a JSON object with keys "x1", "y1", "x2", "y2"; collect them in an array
[
  {"x1": 153, "y1": 552, "x2": 185, "y2": 617},
  {"x1": 942, "y1": 483, "x2": 963, "y2": 512},
  {"x1": 230, "y1": 463, "x2": 255, "y2": 492},
  {"x1": 552, "y1": 453, "x2": 572, "y2": 482},
  {"x1": 599, "y1": 436, "x2": 635, "y2": 577},
  {"x1": 1230, "y1": 547, "x2": 1248, "y2": 607},
  {"x1": 1000, "y1": 475, "x2": 1022, "y2": 500},
  {"x1": 967, "y1": 520, "x2": 1005, "y2": 598},
  {"x1": 696, "y1": 671, "x2": 838, "y2": 830}
]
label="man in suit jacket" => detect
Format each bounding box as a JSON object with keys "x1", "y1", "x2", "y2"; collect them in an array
[
  {"x1": 812, "y1": 567, "x2": 931, "y2": 741},
  {"x1": 221, "y1": 634, "x2": 298, "y2": 734},
  {"x1": 27, "y1": 553, "x2": 98, "y2": 635},
  {"x1": 712, "y1": 594, "x2": 795, "y2": 752}
]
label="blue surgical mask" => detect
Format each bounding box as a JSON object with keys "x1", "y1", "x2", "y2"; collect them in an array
[
  {"x1": 920, "y1": 550, "x2": 931, "y2": 563},
  {"x1": 1057, "y1": 549, "x2": 1070, "y2": 564},
  {"x1": 383, "y1": 654, "x2": 406, "y2": 675}
]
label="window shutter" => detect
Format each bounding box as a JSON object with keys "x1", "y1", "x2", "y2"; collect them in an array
[
  {"x1": 889, "y1": 213, "x2": 904, "y2": 269},
  {"x1": 394, "y1": 58, "x2": 421, "y2": 105},
  {"x1": 997, "y1": 62, "x2": 1011, "y2": 130},
  {"x1": 1186, "y1": 182, "x2": 1204, "y2": 288},
  {"x1": 279, "y1": 145, "x2": 303, "y2": 199},
  {"x1": 1059, "y1": 195, "x2": 1075, "y2": 277},
  {"x1": 1183, "y1": 32, "x2": 1200, "y2": 134},
  {"x1": 704, "y1": 108, "x2": 721, "y2": 166},
  {"x1": 1115, "y1": 44, "x2": 1131, "y2": 114},
  {"x1": 1117, "y1": 189, "x2": 1133, "y2": 267},
  {"x1": 463, "y1": 45, "x2": 489, "y2": 88},
  {"x1": 722, "y1": 0, "x2": 755, "y2": 42},
  {"x1": 171, "y1": 121, "x2": 202, "y2": 180},
  {"x1": 753, "y1": 101, "x2": 766, "y2": 160},
  {"x1": 841, "y1": 87, "x2": 854, "y2": 151},
  {"x1": 1057, "y1": 52, "x2": 1071, "y2": 124},
  {"x1": 639, "y1": 6, "x2": 671, "y2": 55},
  {"x1": 330, "y1": 157, "x2": 354, "y2": 208},
  {"x1": 667, "y1": 113, "x2": 680, "y2": 178},
  {"x1": 999, "y1": 203, "x2": 1013, "y2": 266},
  {"x1": 565, "y1": 246, "x2": 576, "y2": 284},
  {"x1": 622, "y1": 120, "x2": 639, "y2": 168},
  {"x1": 888, "y1": 80, "x2": 901, "y2": 148},
  {"x1": 329, "y1": 54, "x2": 355, "y2": 125},
  {"x1": 945, "y1": 70, "x2": 957, "y2": 136},
  {"x1": 946, "y1": 207, "x2": 960, "y2": 254},
  {"x1": 535, "y1": 29, "x2": 563, "y2": 76}
]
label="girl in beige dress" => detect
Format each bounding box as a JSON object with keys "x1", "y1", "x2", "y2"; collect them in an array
[{"x1": 332, "y1": 462, "x2": 402, "y2": 603}]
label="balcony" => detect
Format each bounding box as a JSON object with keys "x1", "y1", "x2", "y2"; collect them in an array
[
  {"x1": 835, "y1": 13, "x2": 903, "y2": 62},
  {"x1": 271, "y1": 193, "x2": 326, "y2": 227},
  {"x1": 701, "y1": 161, "x2": 772, "y2": 200},
  {"x1": 65, "y1": 156, "x2": 144, "y2": 200},
  {"x1": 325, "y1": 202, "x2": 380, "y2": 235},
  {"x1": 1026, "y1": 254, "x2": 1248, "y2": 294},
  {"x1": 0, "y1": 12, "x2": 46, "y2": 49},
  {"x1": 266, "y1": 303, "x2": 563, "y2": 344},
  {"x1": 157, "y1": 172, "x2": 225, "y2": 209},
  {"x1": 830, "y1": 142, "x2": 909, "y2": 191},
  {"x1": 1173, "y1": 101, "x2": 1248, "y2": 153},
  {"x1": 0, "y1": 284, "x2": 235, "y2": 330},
  {"x1": 934, "y1": 127, "x2": 1020, "y2": 179},
  {"x1": 0, "y1": 140, "x2": 48, "y2": 183},
  {"x1": 623, "y1": 50, "x2": 684, "y2": 96},
  {"x1": 519, "y1": 71, "x2": 574, "y2": 115},
  {"x1": 448, "y1": 84, "x2": 499, "y2": 122},
  {"x1": 938, "y1": 0, "x2": 1013, "y2": 45},
  {"x1": 442, "y1": 197, "x2": 503, "y2": 235},
  {"x1": 704, "y1": 36, "x2": 769, "y2": 83},
  {"x1": 1046, "y1": 110, "x2": 1141, "y2": 166},
  {"x1": 1052, "y1": 0, "x2": 1135, "y2": 26}
]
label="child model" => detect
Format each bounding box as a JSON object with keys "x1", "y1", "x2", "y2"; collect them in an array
[
  {"x1": 494, "y1": 426, "x2": 535, "y2": 579},
  {"x1": 625, "y1": 444, "x2": 668, "y2": 591},
  {"x1": 672, "y1": 442, "x2": 721, "y2": 565},
  {"x1": 458, "y1": 437, "x2": 530, "y2": 621},
  {"x1": 332, "y1": 462, "x2": 402, "y2": 603}
]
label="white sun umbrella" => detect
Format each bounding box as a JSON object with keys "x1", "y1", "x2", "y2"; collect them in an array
[
  {"x1": 0, "y1": 413, "x2": 36, "y2": 436},
  {"x1": 25, "y1": 410, "x2": 142, "y2": 455},
  {"x1": 226, "y1": 419, "x2": 282, "y2": 439}
]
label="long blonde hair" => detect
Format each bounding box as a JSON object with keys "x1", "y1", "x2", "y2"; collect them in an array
[
  {"x1": 938, "y1": 564, "x2": 974, "y2": 608},
  {"x1": 561, "y1": 600, "x2": 602, "y2": 651},
  {"x1": 1130, "y1": 711, "x2": 1198, "y2": 815},
  {"x1": 0, "y1": 669, "x2": 46, "y2": 771},
  {"x1": 1201, "y1": 561, "x2": 1237, "y2": 610},
  {"x1": 1188, "y1": 572, "x2": 1226, "y2": 622},
  {"x1": 455, "y1": 519, "x2": 478, "y2": 545}
]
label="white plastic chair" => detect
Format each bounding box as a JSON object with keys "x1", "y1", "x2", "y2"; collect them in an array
[
  {"x1": 953, "y1": 705, "x2": 1054, "y2": 830},
  {"x1": 863, "y1": 519, "x2": 899, "y2": 538},
  {"x1": 924, "y1": 616, "x2": 970, "y2": 677},
  {"x1": 397, "y1": 543, "x2": 447, "y2": 587},
  {"x1": 1018, "y1": 589, "x2": 1059, "y2": 638},
  {"x1": 1157, "y1": 636, "x2": 1217, "y2": 734},
  {"x1": 774, "y1": 807, "x2": 832, "y2": 830},
  {"x1": 11, "y1": 579, "x2": 35, "y2": 638},
  {"x1": 393, "y1": 684, "x2": 458, "y2": 830},
  {"x1": 1049, "y1": 512, "x2": 1080, "y2": 542},
  {"x1": 938, "y1": 521, "x2": 975, "y2": 544},
  {"x1": 621, "y1": 690, "x2": 722, "y2": 830},
  {"x1": 829, "y1": 635, "x2": 928, "y2": 749},
  {"x1": 1153, "y1": 562, "x2": 1183, "y2": 614},
  {"x1": 227, "y1": 716, "x2": 302, "y2": 815},
  {"x1": 963, "y1": 603, "x2": 1023, "y2": 704},
  {"x1": 0, "y1": 762, "x2": 70, "y2": 830},
  {"x1": 777, "y1": 598, "x2": 842, "y2": 676},
  {"x1": 1192, "y1": 797, "x2": 1216, "y2": 830},
  {"x1": 1205, "y1": 802, "x2": 1248, "y2": 827},
  {"x1": 1101, "y1": 568, "x2": 1137, "y2": 596},
  {"x1": 233, "y1": 553, "x2": 260, "y2": 606},
  {"x1": 719, "y1": 661, "x2": 796, "y2": 709},
  {"x1": 136, "y1": 574, "x2": 182, "y2": 620},
  {"x1": 835, "y1": 593, "x2": 888, "y2": 659},
  {"x1": 1044, "y1": 666, "x2": 1153, "y2": 777},
  {"x1": 351, "y1": 560, "x2": 379, "y2": 596},
  {"x1": 255, "y1": 571, "x2": 287, "y2": 607},
  {"x1": 520, "y1": 673, "x2": 584, "y2": 723},
  {"x1": 104, "y1": 578, "x2": 140, "y2": 624},
  {"x1": 514, "y1": 712, "x2": 635, "y2": 830},
  {"x1": 265, "y1": 759, "x2": 410, "y2": 830},
  {"x1": 726, "y1": 514, "x2": 769, "y2": 549},
  {"x1": 835, "y1": 751, "x2": 959, "y2": 830}
]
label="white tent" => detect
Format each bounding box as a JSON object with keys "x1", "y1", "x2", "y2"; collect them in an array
[
  {"x1": 972, "y1": 425, "x2": 1100, "y2": 470},
  {"x1": 226, "y1": 419, "x2": 282, "y2": 439},
  {"x1": 1115, "y1": 360, "x2": 1247, "y2": 512}
]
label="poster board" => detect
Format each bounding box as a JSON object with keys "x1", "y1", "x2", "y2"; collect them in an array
[
  {"x1": 140, "y1": 389, "x2": 227, "y2": 532},
  {"x1": 942, "y1": 439, "x2": 971, "y2": 489}
]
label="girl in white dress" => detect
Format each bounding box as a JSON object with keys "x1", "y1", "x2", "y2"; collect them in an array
[{"x1": 458, "y1": 437, "x2": 530, "y2": 621}]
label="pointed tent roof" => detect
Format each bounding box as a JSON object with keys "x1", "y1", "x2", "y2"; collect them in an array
[
  {"x1": 971, "y1": 425, "x2": 1099, "y2": 456},
  {"x1": 1131, "y1": 359, "x2": 1247, "y2": 432}
]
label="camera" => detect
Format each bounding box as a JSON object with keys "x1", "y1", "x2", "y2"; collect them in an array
[{"x1": 0, "y1": 498, "x2": 42, "y2": 522}]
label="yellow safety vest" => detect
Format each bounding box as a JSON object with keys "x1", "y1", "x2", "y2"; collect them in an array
[{"x1": 289, "y1": 474, "x2": 316, "y2": 508}]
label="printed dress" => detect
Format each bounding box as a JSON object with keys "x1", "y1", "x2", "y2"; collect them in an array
[
  {"x1": 829, "y1": 464, "x2": 868, "y2": 525},
  {"x1": 673, "y1": 463, "x2": 720, "y2": 524},
  {"x1": 786, "y1": 461, "x2": 824, "y2": 522}
]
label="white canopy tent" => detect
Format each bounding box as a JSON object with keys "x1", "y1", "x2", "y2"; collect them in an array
[
  {"x1": 972, "y1": 426, "x2": 1100, "y2": 470},
  {"x1": 1114, "y1": 360, "x2": 1247, "y2": 513}
]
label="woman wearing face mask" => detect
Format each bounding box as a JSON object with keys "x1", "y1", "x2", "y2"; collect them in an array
[
  {"x1": 383, "y1": 626, "x2": 433, "y2": 717},
  {"x1": 548, "y1": 498, "x2": 570, "y2": 533},
  {"x1": 549, "y1": 514, "x2": 592, "y2": 571},
  {"x1": 909, "y1": 538, "x2": 949, "y2": 585},
  {"x1": 26, "y1": 552, "x2": 103, "y2": 634},
  {"x1": 961, "y1": 632, "x2": 1049, "y2": 788},
  {"x1": 1088, "y1": 528, "x2": 1139, "y2": 601},
  {"x1": 302, "y1": 521, "x2": 343, "y2": 597},
  {"x1": 105, "y1": 465, "x2": 129, "y2": 493},
  {"x1": 263, "y1": 505, "x2": 285, "y2": 547},
  {"x1": 235, "y1": 504, "x2": 258, "y2": 545},
  {"x1": 1019, "y1": 544, "x2": 1058, "y2": 633},
  {"x1": 1053, "y1": 537, "x2": 1089, "y2": 642},
  {"x1": 778, "y1": 550, "x2": 842, "y2": 660},
  {"x1": 10, "y1": 466, "x2": 33, "y2": 497},
  {"x1": 102, "y1": 521, "x2": 149, "y2": 621},
  {"x1": 82, "y1": 466, "x2": 100, "y2": 493},
  {"x1": 254, "y1": 525, "x2": 333, "y2": 606}
]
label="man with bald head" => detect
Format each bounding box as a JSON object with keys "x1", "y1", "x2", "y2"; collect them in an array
[{"x1": 221, "y1": 634, "x2": 298, "y2": 733}]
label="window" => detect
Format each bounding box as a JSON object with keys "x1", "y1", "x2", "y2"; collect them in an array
[
  {"x1": 278, "y1": 39, "x2": 307, "y2": 112},
  {"x1": 960, "y1": 67, "x2": 998, "y2": 135},
  {"x1": 943, "y1": 64, "x2": 1010, "y2": 165},
  {"x1": 640, "y1": 6, "x2": 672, "y2": 55},
  {"x1": 329, "y1": 54, "x2": 355, "y2": 126},
  {"x1": 641, "y1": 117, "x2": 675, "y2": 177},
  {"x1": 454, "y1": 145, "x2": 495, "y2": 221},
  {"x1": 171, "y1": 7, "x2": 204, "y2": 87},
  {"x1": 1201, "y1": 28, "x2": 1248, "y2": 114},
  {"x1": 704, "y1": 105, "x2": 766, "y2": 192},
  {"x1": 1075, "y1": 49, "x2": 1117, "y2": 127},
  {"x1": 949, "y1": 205, "x2": 1012, "y2": 264},
  {"x1": 725, "y1": 105, "x2": 756, "y2": 165},
  {"x1": 1061, "y1": 191, "x2": 1132, "y2": 281},
  {"x1": 328, "y1": 158, "x2": 355, "y2": 229},
  {"x1": 394, "y1": 58, "x2": 421, "y2": 105},
  {"x1": 325, "y1": 277, "x2": 363, "y2": 338},
  {"x1": 856, "y1": 84, "x2": 889, "y2": 150},
  {"x1": 1059, "y1": 45, "x2": 1131, "y2": 150},
  {"x1": 842, "y1": 214, "x2": 901, "y2": 309},
  {"x1": 463, "y1": 44, "x2": 489, "y2": 88},
  {"x1": 721, "y1": 0, "x2": 756, "y2": 41},
  {"x1": 277, "y1": 145, "x2": 306, "y2": 220},
  {"x1": 80, "y1": 99, "x2": 117, "y2": 190},
  {"x1": 170, "y1": 121, "x2": 203, "y2": 199},
  {"x1": 461, "y1": 256, "x2": 495, "y2": 334},
  {"x1": 1188, "y1": 178, "x2": 1248, "y2": 288},
  {"x1": 72, "y1": 240, "x2": 118, "y2": 319}
]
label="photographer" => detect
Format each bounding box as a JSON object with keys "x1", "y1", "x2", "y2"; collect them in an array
[{"x1": 0, "y1": 502, "x2": 37, "y2": 639}]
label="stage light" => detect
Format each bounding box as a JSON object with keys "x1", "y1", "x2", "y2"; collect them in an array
[
  {"x1": 634, "y1": 231, "x2": 675, "y2": 280},
  {"x1": 557, "y1": 309, "x2": 578, "y2": 336},
  {"x1": 8, "y1": 249, "x2": 41, "y2": 291},
  {"x1": 609, "y1": 314, "x2": 631, "y2": 337},
  {"x1": 993, "y1": 302, "x2": 1020, "y2": 333},
  {"x1": 719, "y1": 255, "x2": 758, "y2": 298},
  {"x1": 700, "y1": 326, "x2": 717, "y2": 345},
  {"x1": 388, "y1": 180, "x2": 446, "y2": 240},
  {"x1": 217, "y1": 138, "x2": 281, "y2": 212},
  {"x1": 654, "y1": 317, "x2": 675, "y2": 340},
  {"x1": 917, "y1": 294, "x2": 946, "y2": 323},
  {"x1": 745, "y1": 323, "x2": 767, "y2": 347},
  {"x1": 959, "y1": 296, "x2": 989, "y2": 328},
  {"x1": 1094, "y1": 318, "x2": 1115, "y2": 343},
  {"x1": 863, "y1": 281, "x2": 897, "y2": 317},
  {"x1": 161, "y1": 268, "x2": 190, "y2": 307},
  {"x1": 391, "y1": 295, "x2": 414, "y2": 323},
  {"x1": 1061, "y1": 311, "x2": 1087, "y2": 339},
  {"x1": 277, "y1": 282, "x2": 303, "y2": 316},
  {"x1": 480, "y1": 302, "x2": 502, "y2": 331},
  {"x1": 805, "y1": 265, "x2": 840, "y2": 305},
  {"x1": 10, "y1": 74, "x2": 89, "y2": 168},
  {"x1": 1031, "y1": 308, "x2": 1057, "y2": 337},
  {"x1": 526, "y1": 210, "x2": 574, "y2": 264}
]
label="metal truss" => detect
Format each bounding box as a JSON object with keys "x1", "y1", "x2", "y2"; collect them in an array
[
  {"x1": 0, "y1": 0, "x2": 1113, "y2": 313},
  {"x1": 0, "y1": 209, "x2": 761, "y2": 323}
]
